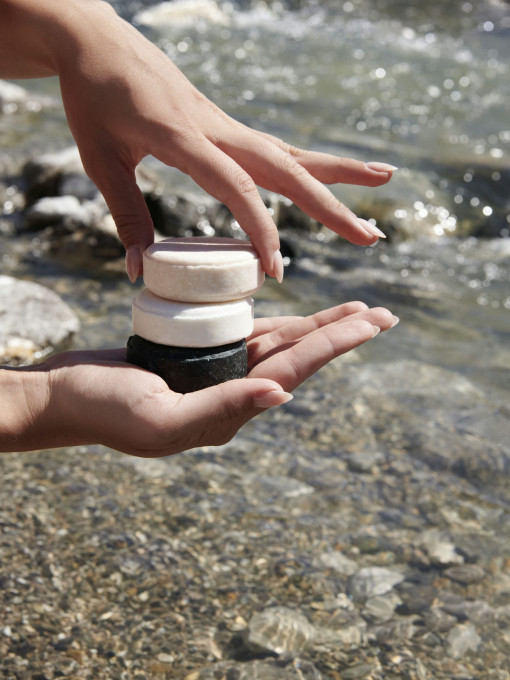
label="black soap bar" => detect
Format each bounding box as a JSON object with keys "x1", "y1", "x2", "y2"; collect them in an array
[{"x1": 126, "y1": 335, "x2": 248, "y2": 393}]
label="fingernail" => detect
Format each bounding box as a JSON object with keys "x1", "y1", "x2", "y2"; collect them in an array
[
  {"x1": 391, "y1": 315, "x2": 400, "y2": 328},
  {"x1": 372, "y1": 325, "x2": 381, "y2": 337},
  {"x1": 253, "y1": 389, "x2": 293, "y2": 409},
  {"x1": 366, "y1": 162, "x2": 399, "y2": 173},
  {"x1": 272, "y1": 249, "x2": 284, "y2": 283},
  {"x1": 359, "y1": 218, "x2": 387, "y2": 239},
  {"x1": 125, "y1": 245, "x2": 142, "y2": 283}
]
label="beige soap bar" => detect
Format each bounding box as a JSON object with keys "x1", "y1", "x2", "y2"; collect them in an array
[
  {"x1": 143, "y1": 236, "x2": 264, "y2": 303},
  {"x1": 132, "y1": 288, "x2": 254, "y2": 348}
]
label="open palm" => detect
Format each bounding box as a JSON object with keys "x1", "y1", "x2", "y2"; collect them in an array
[{"x1": 36, "y1": 301, "x2": 396, "y2": 457}]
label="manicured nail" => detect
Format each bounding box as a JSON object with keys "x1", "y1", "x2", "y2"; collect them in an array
[
  {"x1": 372, "y1": 326, "x2": 381, "y2": 337},
  {"x1": 366, "y1": 162, "x2": 399, "y2": 173},
  {"x1": 253, "y1": 389, "x2": 293, "y2": 409},
  {"x1": 391, "y1": 315, "x2": 400, "y2": 328},
  {"x1": 125, "y1": 245, "x2": 142, "y2": 283},
  {"x1": 359, "y1": 218, "x2": 387, "y2": 239},
  {"x1": 272, "y1": 249, "x2": 284, "y2": 283}
]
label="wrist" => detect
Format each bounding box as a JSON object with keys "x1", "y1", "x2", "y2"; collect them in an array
[
  {"x1": 0, "y1": 0, "x2": 119, "y2": 79},
  {"x1": 0, "y1": 366, "x2": 51, "y2": 452}
]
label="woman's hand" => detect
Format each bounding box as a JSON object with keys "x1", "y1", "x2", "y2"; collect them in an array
[
  {"x1": 57, "y1": 2, "x2": 394, "y2": 281},
  {"x1": 0, "y1": 0, "x2": 395, "y2": 281},
  {"x1": 5, "y1": 302, "x2": 397, "y2": 457}
]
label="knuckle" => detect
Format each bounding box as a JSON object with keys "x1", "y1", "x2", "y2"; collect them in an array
[
  {"x1": 286, "y1": 143, "x2": 305, "y2": 160},
  {"x1": 233, "y1": 171, "x2": 258, "y2": 198},
  {"x1": 110, "y1": 211, "x2": 141, "y2": 240},
  {"x1": 279, "y1": 152, "x2": 307, "y2": 178}
]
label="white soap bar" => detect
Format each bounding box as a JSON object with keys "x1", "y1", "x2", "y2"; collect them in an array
[
  {"x1": 132, "y1": 288, "x2": 254, "y2": 348},
  {"x1": 143, "y1": 236, "x2": 264, "y2": 302}
]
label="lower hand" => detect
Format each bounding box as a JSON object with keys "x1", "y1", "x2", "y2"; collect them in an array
[{"x1": 19, "y1": 302, "x2": 397, "y2": 456}]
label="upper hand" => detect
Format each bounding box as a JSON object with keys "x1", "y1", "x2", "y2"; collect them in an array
[{"x1": 56, "y1": 1, "x2": 395, "y2": 280}]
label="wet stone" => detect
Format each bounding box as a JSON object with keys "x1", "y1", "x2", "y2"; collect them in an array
[
  {"x1": 0, "y1": 275, "x2": 80, "y2": 364},
  {"x1": 447, "y1": 623, "x2": 482, "y2": 659},
  {"x1": 187, "y1": 659, "x2": 323, "y2": 679},
  {"x1": 244, "y1": 474, "x2": 315, "y2": 500},
  {"x1": 444, "y1": 564, "x2": 485, "y2": 585},
  {"x1": 345, "y1": 451, "x2": 384, "y2": 473},
  {"x1": 348, "y1": 567, "x2": 405, "y2": 601},
  {"x1": 418, "y1": 529, "x2": 464, "y2": 567},
  {"x1": 362, "y1": 591, "x2": 402, "y2": 623},
  {"x1": 396, "y1": 582, "x2": 437, "y2": 616},
  {"x1": 319, "y1": 551, "x2": 358, "y2": 576},
  {"x1": 243, "y1": 607, "x2": 316, "y2": 657},
  {"x1": 341, "y1": 664, "x2": 375, "y2": 680}
]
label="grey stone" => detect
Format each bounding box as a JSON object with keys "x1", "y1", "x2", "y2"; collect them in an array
[
  {"x1": 243, "y1": 474, "x2": 315, "y2": 501},
  {"x1": 444, "y1": 564, "x2": 485, "y2": 585},
  {"x1": 22, "y1": 144, "x2": 159, "y2": 205},
  {"x1": 418, "y1": 529, "x2": 464, "y2": 566},
  {"x1": 345, "y1": 451, "x2": 384, "y2": 473},
  {"x1": 341, "y1": 664, "x2": 375, "y2": 680},
  {"x1": 0, "y1": 276, "x2": 80, "y2": 364},
  {"x1": 396, "y1": 582, "x2": 437, "y2": 615},
  {"x1": 190, "y1": 659, "x2": 323, "y2": 679},
  {"x1": 348, "y1": 567, "x2": 405, "y2": 601},
  {"x1": 243, "y1": 607, "x2": 316, "y2": 656},
  {"x1": 24, "y1": 195, "x2": 101, "y2": 229},
  {"x1": 362, "y1": 591, "x2": 402, "y2": 623},
  {"x1": 319, "y1": 551, "x2": 358, "y2": 576},
  {"x1": 447, "y1": 623, "x2": 481, "y2": 659}
]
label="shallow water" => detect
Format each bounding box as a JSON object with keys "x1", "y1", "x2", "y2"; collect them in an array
[{"x1": 2, "y1": 2, "x2": 510, "y2": 676}]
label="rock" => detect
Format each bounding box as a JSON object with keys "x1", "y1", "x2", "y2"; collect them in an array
[
  {"x1": 319, "y1": 551, "x2": 358, "y2": 576},
  {"x1": 22, "y1": 145, "x2": 160, "y2": 205},
  {"x1": 348, "y1": 567, "x2": 405, "y2": 601},
  {"x1": 243, "y1": 474, "x2": 315, "y2": 500},
  {"x1": 269, "y1": 195, "x2": 321, "y2": 235},
  {"x1": 447, "y1": 623, "x2": 481, "y2": 659},
  {"x1": 243, "y1": 607, "x2": 316, "y2": 656},
  {"x1": 396, "y1": 582, "x2": 437, "y2": 615},
  {"x1": 341, "y1": 664, "x2": 375, "y2": 680},
  {"x1": 22, "y1": 146, "x2": 87, "y2": 204},
  {"x1": 444, "y1": 564, "x2": 485, "y2": 585},
  {"x1": 0, "y1": 80, "x2": 53, "y2": 114},
  {"x1": 146, "y1": 191, "x2": 244, "y2": 240},
  {"x1": 418, "y1": 529, "x2": 464, "y2": 567},
  {"x1": 24, "y1": 196, "x2": 102, "y2": 229},
  {"x1": 186, "y1": 658, "x2": 323, "y2": 679},
  {"x1": 0, "y1": 276, "x2": 80, "y2": 364},
  {"x1": 345, "y1": 451, "x2": 384, "y2": 473},
  {"x1": 362, "y1": 592, "x2": 402, "y2": 623}
]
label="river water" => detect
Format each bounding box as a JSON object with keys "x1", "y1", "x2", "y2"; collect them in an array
[{"x1": 1, "y1": 1, "x2": 510, "y2": 676}]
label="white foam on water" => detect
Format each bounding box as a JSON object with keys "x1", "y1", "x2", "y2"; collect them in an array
[{"x1": 134, "y1": 0, "x2": 232, "y2": 28}]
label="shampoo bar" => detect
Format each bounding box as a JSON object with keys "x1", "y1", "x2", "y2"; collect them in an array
[
  {"x1": 132, "y1": 288, "x2": 254, "y2": 348},
  {"x1": 143, "y1": 236, "x2": 264, "y2": 302}
]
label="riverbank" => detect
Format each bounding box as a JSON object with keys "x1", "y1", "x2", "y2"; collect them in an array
[{"x1": 2, "y1": 412, "x2": 510, "y2": 679}]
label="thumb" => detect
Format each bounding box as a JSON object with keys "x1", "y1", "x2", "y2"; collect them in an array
[
  {"x1": 90, "y1": 159, "x2": 155, "y2": 283},
  {"x1": 174, "y1": 378, "x2": 293, "y2": 447}
]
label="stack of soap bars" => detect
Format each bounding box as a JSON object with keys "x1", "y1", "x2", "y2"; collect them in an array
[{"x1": 126, "y1": 236, "x2": 265, "y2": 393}]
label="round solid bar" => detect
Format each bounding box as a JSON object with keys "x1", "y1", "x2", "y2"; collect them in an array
[
  {"x1": 132, "y1": 288, "x2": 254, "y2": 348},
  {"x1": 126, "y1": 335, "x2": 248, "y2": 393},
  {"x1": 143, "y1": 236, "x2": 265, "y2": 302}
]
